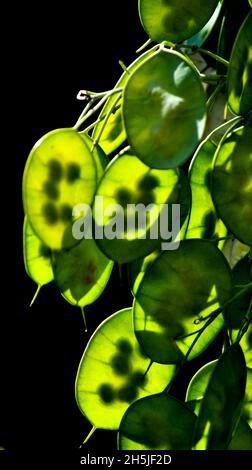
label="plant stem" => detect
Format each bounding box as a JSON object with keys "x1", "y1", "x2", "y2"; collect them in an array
[
  {"x1": 29, "y1": 285, "x2": 41, "y2": 307},
  {"x1": 81, "y1": 103, "x2": 122, "y2": 135},
  {"x1": 118, "y1": 60, "x2": 129, "y2": 73},
  {"x1": 142, "y1": 360, "x2": 153, "y2": 378},
  {"x1": 200, "y1": 74, "x2": 227, "y2": 81},
  {"x1": 206, "y1": 116, "x2": 243, "y2": 144},
  {"x1": 74, "y1": 99, "x2": 94, "y2": 129},
  {"x1": 81, "y1": 306, "x2": 88, "y2": 332},
  {"x1": 91, "y1": 94, "x2": 121, "y2": 151},
  {"x1": 82, "y1": 426, "x2": 96, "y2": 445},
  {"x1": 208, "y1": 235, "x2": 234, "y2": 243},
  {"x1": 136, "y1": 38, "x2": 152, "y2": 53},
  {"x1": 161, "y1": 41, "x2": 230, "y2": 66},
  {"x1": 198, "y1": 48, "x2": 229, "y2": 67},
  {"x1": 206, "y1": 79, "x2": 226, "y2": 111},
  {"x1": 236, "y1": 298, "x2": 252, "y2": 343},
  {"x1": 74, "y1": 88, "x2": 123, "y2": 130}
]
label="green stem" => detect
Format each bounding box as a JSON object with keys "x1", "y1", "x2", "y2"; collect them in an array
[
  {"x1": 206, "y1": 79, "x2": 226, "y2": 111},
  {"x1": 142, "y1": 360, "x2": 153, "y2": 379},
  {"x1": 206, "y1": 116, "x2": 243, "y2": 144},
  {"x1": 82, "y1": 426, "x2": 96, "y2": 445},
  {"x1": 74, "y1": 88, "x2": 123, "y2": 130},
  {"x1": 74, "y1": 99, "x2": 94, "y2": 128},
  {"x1": 81, "y1": 306, "x2": 88, "y2": 332},
  {"x1": 165, "y1": 312, "x2": 216, "y2": 393},
  {"x1": 91, "y1": 94, "x2": 121, "y2": 151},
  {"x1": 161, "y1": 41, "x2": 230, "y2": 67},
  {"x1": 200, "y1": 74, "x2": 227, "y2": 81},
  {"x1": 118, "y1": 60, "x2": 129, "y2": 74},
  {"x1": 236, "y1": 298, "x2": 252, "y2": 343},
  {"x1": 235, "y1": 283, "x2": 252, "y2": 288},
  {"x1": 81, "y1": 103, "x2": 121, "y2": 135},
  {"x1": 198, "y1": 48, "x2": 229, "y2": 67},
  {"x1": 29, "y1": 285, "x2": 41, "y2": 307},
  {"x1": 118, "y1": 263, "x2": 123, "y2": 285},
  {"x1": 223, "y1": 102, "x2": 229, "y2": 121},
  {"x1": 208, "y1": 235, "x2": 234, "y2": 243},
  {"x1": 136, "y1": 38, "x2": 152, "y2": 53}
]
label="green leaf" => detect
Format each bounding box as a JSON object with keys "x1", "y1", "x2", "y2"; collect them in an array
[
  {"x1": 185, "y1": 1, "x2": 223, "y2": 47},
  {"x1": 227, "y1": 10, "x2": 252, "y2": 116},
  {"x1": 75, "y1": 308, "x2": 175, "y2": 430},
  {"x1": 52, "y1": 238, "x2": 113, "y2": 308},
  {"x1": 92, "y1": 149, "x2": 191, "y2": 264},
  {"x1": 138, "y1": 0, "x2": 219, "y2": 43},
  {"x1": 225, "y1": 255, "x2": 252, "y2": 331},
  {"x1": 23, "y1": 216, "x2": 53, "y2": 287},
  {"x1": 22, "y1": 128, "x2": 97, "y2": 250},
  {"x1": 186, "y1": 137, "x2": 226, "y2": 240},
  {"x1": 119, "y1": 393, "x2": 197, "y2": 450},
  {"x1": 92, "y1": 48, "x2": 157, "y2": 155},
  {"x1": 122, "y1": 49, "x2": 206, "y2": 169},
  {"x1": 134, "y1": 239, "x2": 233, "y2": 364},
  {"x1": 194, "y1": 344, "x2": 247, "y2": 449},
  {"x1": 212, "y1": 124, "x2": 252, "y2": 246}
]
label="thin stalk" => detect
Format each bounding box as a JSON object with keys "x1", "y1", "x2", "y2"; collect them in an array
[
  {"x1": 206, "y1": 116, "x2": 243, "y2": 144},
  {"x1": 142, "y1": 360, "x2": 153, "y2": 379},
  {"x1": 29, "y1": 285, "x2": 41, "y2": 307},
  {"x1": 91, "y1": 94, "x2": 121, "y2": 151},
  {"x1": 81, "y1": 306, "x2": 88, "y2": 332},
  {"x1": 198, "y1": 48, "x2": 229, "y2": 67},
  {"x1": 74, "y1": 88, "x2": 123, "y2": 130},
  {"x1": 161, "y1": 41, "x2": 230, "y2": 67},
  {"x1": 81, "y1": 103, "x2": 121, "y2": 135},
  {"x1": 118, "y1": 60, "x2": 129, "y2": 74},
  {"x1": 206, "y1": 79, "x2": 226, "y2": 111},
  {"x1": 136, "y1": 38, "x2": 152, "y2": 53},
  {"x1": 223, "y1": 102, "x2": 229, "y2": 121},
  {"x1": 236, "y1": 298, "x2": 252, "y2": 343},
  {"x1": 74, "y1": 99, "x2": 94, "y2": 128},
  {"x1": 208, "y1": 235, "x2": 234, "y2": 243},
  {"x1": 82, "y1": 426, "x2": 96, "y2": 445},
  {"x1": 200, "y1": 74, "x2": 227, "y2": 81}
]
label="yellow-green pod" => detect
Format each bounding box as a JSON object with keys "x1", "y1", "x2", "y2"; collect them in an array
[
  {"x1": 227, "y1": 11, "x2": 252, "y2": 116},
  {"x1": 23, "y1": 217, "x2": 53, "y2": 305},
  {"x1": 23, "y1": 128, "x2": 97, "y2": 250},
  {"x1": 138, "y1": 0, "x2": 219, "y2": 43},
  {"x1": 212, "y1": 124, "x2": 252, "y2": 246},
  {"x1": 75, "y1": 308, "x2": 175, "y2": 431},
  {"x1": 122, "y1": 49, "x2": 206, "y2": 169}
]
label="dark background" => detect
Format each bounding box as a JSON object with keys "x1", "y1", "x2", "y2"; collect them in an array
[{"x1": 1, "y1": 0, "x2": 251, "y2": 466}]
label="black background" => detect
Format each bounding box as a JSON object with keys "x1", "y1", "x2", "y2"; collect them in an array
[{"x1": 2, "y1": 0, "x2": 251, "y2": 466}]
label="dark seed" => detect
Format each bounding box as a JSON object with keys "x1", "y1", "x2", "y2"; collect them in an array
[
  {"x1": 42, "y1": 203, "x2": 58, "y2": 225},
  {"x1": 98, "y1": 383, "x2": 115, "y2": 404},
  {"x1": 66, "y1": 163, "x2": 81, "y2": 183},
  {"x1": 48, "y1": 159, "x2": 63, "y2": 182}
]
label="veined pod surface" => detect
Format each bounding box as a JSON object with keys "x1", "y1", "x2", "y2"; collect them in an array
[{"x1": 123, "y1": 49, "x2": 206, "y2": 169}]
